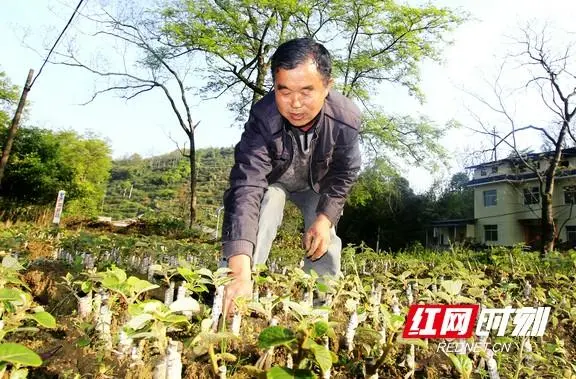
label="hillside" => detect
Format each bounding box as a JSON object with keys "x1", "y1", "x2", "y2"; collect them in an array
[{"x1": 101, "y1": 147, "x2": 235, "y2": 227}]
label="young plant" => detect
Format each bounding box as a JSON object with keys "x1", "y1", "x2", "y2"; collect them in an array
[
  {"x1": 257, "y1": 317, "x2": 337, "y2": 378},
  {"x1": 0, "y1": 255, "x2": 57, "y2": 376}
]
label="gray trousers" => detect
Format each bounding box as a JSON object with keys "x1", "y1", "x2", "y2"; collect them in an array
[{"x1": 253, "y1": 184, "x2": 342, "y2": 276}]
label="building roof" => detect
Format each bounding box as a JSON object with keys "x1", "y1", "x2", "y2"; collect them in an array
[
  {"x1": 467, "y1": 168, "x2": 576, "y2": 187},
  {"x1": 465, "y1": 147, "x2": 576, "y2": 170}
]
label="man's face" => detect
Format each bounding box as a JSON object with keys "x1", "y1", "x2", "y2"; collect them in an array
[{"x1": 274, "y1": 58, "x2": 332, "y2": 128}]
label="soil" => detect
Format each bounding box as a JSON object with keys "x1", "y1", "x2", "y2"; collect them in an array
[
  {"x1": 23, "y1": 260, "x2": 76, "y2": 316},
  {"x1": 25, "y1": 240, "x2": 56, "y2": 261}
]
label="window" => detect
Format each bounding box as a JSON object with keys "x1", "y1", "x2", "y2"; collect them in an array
[
  {"x1": 484, "y1": 225, "x2": 498, "y2": 242},
  {"x1": 567, "y1": 226, "x2": 576, "y2": 243},
  {"x1": 480, "y1": 168, "x2": 487, "y2": 176},
  {"x1": 491, "y1": 166, "x2": 498, "y2": 174},
  {"x1": 564, "y1": 186, "x2": 576, "y2": 204},
  {"x1": 483, "y1": 189, "x2": 497, "y2": 207},
  {"x1": 523, "y1": 187, "x2": 540, "y2": 205}
]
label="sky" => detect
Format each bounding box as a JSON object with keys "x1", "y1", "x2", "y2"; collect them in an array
[{"x1": 2, "y1": 0, "x2": 576, "y2": 193}]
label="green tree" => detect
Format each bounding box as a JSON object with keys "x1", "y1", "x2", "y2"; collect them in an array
[
  {"x1": 434, "y1": 172, "x2": 473, "y2": 220},
  {"x1": 0, "y1": 71, "x2": 19, "y2": 127},
  {"x1": 163, "y1": 0, "x2": 464, "y2": 166},
  {"x1": 341, "y1": 159, "x2": 427, "y2": 250},
  {"x1": 56, "y1": 131, "x2": 112, "y2": 215},
  {"x1": 0, "y1": 127, "x2": 111, "y2": 217}
]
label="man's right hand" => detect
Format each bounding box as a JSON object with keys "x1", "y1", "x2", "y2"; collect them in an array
[{"x1": 224, "y1": 254, "x2": 252, "y2": 317}]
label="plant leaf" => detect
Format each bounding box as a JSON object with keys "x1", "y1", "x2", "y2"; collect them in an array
[
  {"x1": 196, "y1": 268, "x2": 213, "y2": 278},
  {"x1": 266, "y1": 366, "x2": 316, "y2": 379},
  {"x1": 355, "y1": 327, "x2": 385, "y2": 346},
  {"x1": 258, "y1": 326, "x2": 296, "y2": 349},
  {"x1": 308, "y1": 341, "x2": 332, "y2": 373},
  {"x1": 126, "y1": 314, "x2": 154, "y2": 330},
  {"x1": 9, "y1": 367, "x2": 29, "y2": 379},
  {"x1": 75, "y1": 337, "x2": 91, "y2": 347},
  {"x1": 169, "y1": 297, "x2": 200, "y2": 314},
  {"x1": 441, "y1": 280, "x2": 463, "y2": 296},
  {"x1": 396, "y1": 336, "x2": 428, "y2": 348},
  {"x1": 0, "y1": 343, "x2": 42, "y2": 367},
  {"x1": 29, "y1": 311, "x2": 56, "y2": 329},
  {"x1": 80, "y1": 281, "x2": 92, "y2": 294},
  {"x1": 0, "y1": 288, "x2": 22, "y2": 302},
  {"x1": 2, "y1": 256, "x2": 23, "y2": 271},
  {"x1": 313, "y1": 320, "x2": 329, "y2": 338},
  {"x1": 126, "y1": 276, "x2": 159, "y2": 295}
]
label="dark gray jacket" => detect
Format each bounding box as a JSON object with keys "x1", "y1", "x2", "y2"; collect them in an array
[{"x1": 222, "y1": 89, "x2": 362, "y2": 260}]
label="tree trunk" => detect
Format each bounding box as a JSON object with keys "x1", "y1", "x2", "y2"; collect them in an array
[
  {"x1": 252, "y1": 55, "x2": 267, "y2": 106},
  {"x1": 0, "y1": 69, "x2": 34, "y2": 188},
  {"x1": 540, "y1": 188, "x2": 555, "y2": 256},
  {"x1": 188, "y1": 131, "x2": 197, "y2": 226},
  {"x1": 541, "y1": 121, "x2": 569, "y2": 256}
]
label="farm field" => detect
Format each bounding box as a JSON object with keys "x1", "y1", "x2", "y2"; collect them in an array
[{"x1": 0, "y1": 224, "x2": 575, "y2": 379}]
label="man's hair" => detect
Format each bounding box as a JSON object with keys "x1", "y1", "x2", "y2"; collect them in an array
[{"x1": 270, "y1": 37, "x2": 332, "y2": 85}]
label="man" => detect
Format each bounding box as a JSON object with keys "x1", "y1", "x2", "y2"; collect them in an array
[{"x1": 221, "y1": 37, "x2": 361, "y2": 312}]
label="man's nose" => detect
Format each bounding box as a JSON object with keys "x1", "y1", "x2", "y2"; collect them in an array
[{"x1": 291, "y1": 94, "x2": 303, "y2": 108}]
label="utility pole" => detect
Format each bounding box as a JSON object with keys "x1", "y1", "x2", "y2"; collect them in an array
[
  {"x1": 492, "y1": 125, "x2": 497, "y2": 161},
  {"x1": 0, "y1": 69, "x2": 34, "y2": 188}
]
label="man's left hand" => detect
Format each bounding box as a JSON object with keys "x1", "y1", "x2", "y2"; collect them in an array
[{"x1": 304, "y1": 214, "x2": 332, "y2": 261}]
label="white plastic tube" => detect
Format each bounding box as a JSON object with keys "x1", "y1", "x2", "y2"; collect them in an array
[
  {"x1": 391, "y1": 295, "x2": 401, "y2": 315},
  {"x1": 286, "y1": 353, "x2": 293, "y2": 369},
  {"x1": 164, "y1": 282, "x2": 175, "y2": 306},
  {"x1": 96, "y1": 302, "x2": 112, "y2": 349},
  {"x1": 166, "y1": 340, "x2": 182, "y2": 379},
  {"x1": 345, "y1": 312, "x2": 359, "y2": 353},
  {"x1": 117, "y1": 330, "x2": 133, "y2": 359},
  {"x1": 523, "y1": 339, "x2": 533, "y2": 368},
  {"x1": 92, "y1": 290, "x2": 102, "y2": 323},
  {"x1": 406, "y1": 284, "x2": 413, "y2": 305},
  {"x1": 218, "y1": 365, "x2": 227, "y2": 379},
  {"x1": 211, "y1": 285, "x2": 225, "y2": 332},
  {"x1": 231, "y1": 313, "x2": 242, "y2": 336},
  {"x1": 147, "y1": 263, "x2": 156, "y2": 282},
  {"x1": 152, "y1": 355, "x2": 167, "y2": 379},
  {"x1": 77, "y1": 291, "x2": 92, "y2": 319},
  {"x1": 322, "y1": 336, "x2": 331, "y2": 379},
  {"x1": 486, "y1": 349, "x2": 500, "y2": 379},
  {"x1": 523, "y1": 281, "x2": 532, "y2": 299}
]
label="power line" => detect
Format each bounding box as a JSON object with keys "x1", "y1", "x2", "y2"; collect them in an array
[
  {"x1": 471, "y1": 203, "x2": 576, "y2": 222},
  {"x1": 30, "y1": 0, "x2": 86, "y2": 88}
]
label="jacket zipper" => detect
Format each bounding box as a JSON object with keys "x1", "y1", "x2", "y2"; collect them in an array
[{"x1": 308, "y1": 131, "x2": 319, "y2": 193}]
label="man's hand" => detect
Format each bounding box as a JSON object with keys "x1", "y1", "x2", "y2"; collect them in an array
[
  {"x1": 224, "y1": 254, "x2": 252, "y2": 317},
  {"x1": 303, "y1": 213, "x2": 332, "y2": 261}
]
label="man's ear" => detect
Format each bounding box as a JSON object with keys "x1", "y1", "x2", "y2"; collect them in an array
[{"x1": 325, "y1": 78, "x2": 334, "y2": 96}]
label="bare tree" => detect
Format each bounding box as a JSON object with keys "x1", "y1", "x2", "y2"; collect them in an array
[
  {"x1": 52, "y1": 5, "x2": 201, "y2": 225},
  {"x1": 468, "y1": 24, "x2": 576, "y2": 255}
]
